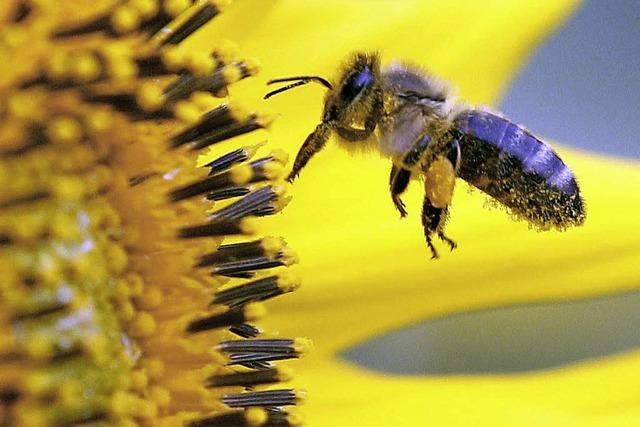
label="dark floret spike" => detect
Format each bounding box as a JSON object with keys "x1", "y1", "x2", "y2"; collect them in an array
[
  {"x1": 228, "y1": 323, "x2": 261, "y2": 338},
  {"x1": 205, "y1": 146, "x2": 253, "y2": 174},
  {"x1": 226, "y1": 351, "x2": 299, "y2": 366},
  {"x1": 169, "y1": 165, "x2": 253, "y2": 202},
  {"x1": 221, "y1": 389, "x2": 305, "y2": 408},
  {"x1": 162, "y1": 62, "x2": 252, "y2": 109},
  {"x1": 217, "y1": 337, "x2": 310, "y2": 366},
  {"x1": 218, "y1": 338, "x2": 303, "y2": 355},
  {"x1": 189, "y1": 114, "x2": 270, "y2": 150},
  {"x1": 187, "y1": 303, "x2": 265, "y2": 333},
  {"x1": 135, "y1": 55, "x2": 172, "y2": 77},
  {"x1": 212, "y1": 275, "x2": 288, "y2": 306},
  {"x1": 206, "y1": 186, "x2": 251, "y2": 201},
  {"x1": 207, "y1": 367, "x2": 291, "y2": 388},
  {"x1": 209, "y1": 186, "x2": 282, "y2": 222},
  {"x1": 209, "y1": 143, "x2": 265, "y2": 177},
  {"x1": 0, "y1": 191, "x2": 50, "y2": 209},
  {"x1": 178, "y1": 218, "x2": 255, "y2": 239},
  {"x1": 250, "y1": 204, "x2": 278, "y2": 217},
  {"x1": 53, "y1": 14, "x2": 112, "y2": 38},
  {"x1": 171, "y1": 104, "x2": 242, "y2": 148},
  {"x1": 151, "y1": 1, "x2": 222, "y2": 48},
  {"x1": 211, "y1": 255, "x2": 283, "y2": 277},
  {"x1": 82, "y1": 92, "x2": 173, "y2": 120},
  {"x1": 12, "y1": 1, "x2": 32, "y2": 23},
  {"x1": 198, "y1": 238, "x2": 284, "y2": 267}
]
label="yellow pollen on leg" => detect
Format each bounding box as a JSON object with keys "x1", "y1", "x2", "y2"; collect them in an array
[{"x1": 424, "y1": 157, "x2": 456, "y2": 208}]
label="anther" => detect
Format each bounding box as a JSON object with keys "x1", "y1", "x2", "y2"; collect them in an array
[
  {"x1": 212, "y1": 273, "x2": 300, "y2": 307},
  {"x1": 206, "y1": 185, "x2": 252, "y2": 201},
  {"x1": 146, "y1": 0, "x2": 225, "y2": 50},
  {"x1": 205, "y1": 142, "x2": 265, "y2": 175},
  {"x1": 208, "y1": 186, "x2": 280, "y2": 221},
  {"x1": 228, "y1": 323, "x2": 261, "y2": 338},
  {"x1": 169, "y1": 164, "x2": 253, "y2": 202},
  {"x1": 207, "y1": 366, "x2": 292, "y2": 388},
  {"x1": 171, "y1": 104, "x2": 250, "y2": 147},
  {"x1": 188, "y1": 114, "x2": 270, "y2": 151},
  {"x1": 221, "y1": 389, "x2": 305, "y2": 408},
  {"x1": 197, "y1": 237, "x2": 285, "y2": 267},
  {"x1": 187, "y1": 303, "x2": 265, "y2": 333},
  {"x1": 178, "y1": 217, "x2": 256, "y2": 238},
  {"x1": 218, "y1": 338, "x2": 310, "y2": 366}
]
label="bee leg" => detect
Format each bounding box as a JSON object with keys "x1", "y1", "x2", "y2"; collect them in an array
[
  {"x1": 438, "y1": 227, "x2": 457, "y2": 251},
  {"x1": 422, "y1": 152, "x2": 458, "y2": 258},
  {"x1": 334, "y1": 101, "x2": 382, "y2": 141},
  {"x1": 389, "y1": 164, "x2": 411, "y2": 217},
  {"x1": 421, "y1": 197, "x2": 442, "y2": 259},
  {"x1": 422, "y1": 198, "x2": 456, "y2": 259},
  {"x1": 287, "y1": 123, "x2": 331, "y2": 182}
]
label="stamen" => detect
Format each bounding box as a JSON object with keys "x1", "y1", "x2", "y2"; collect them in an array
[
  {"x1": 53, "y1": 14, "x2": 113, "y2": 38},
  {"x1": 225, "y1": 276, "x2": 297, "y2": 307},
  {"x1": 0, "y1": 191, "x2": 50, "y2": 209},
  {"x1": 217, "y1": 338, "x2": 310, "y2": 355},
  {"x1": 206, "y1": 185, "x2": 251, "y2": 201},
  {"x1": 171, "y1": 104, "x2": 250, "y2": 147},
  {"x1": 221, "y1": 389, "x2": 306, "y2": 408},
  {"x1": 178, "y1": 218, "x2": 256, "y2": 238},
  {"x1": 218, "y1": 338, "x2": 310, "y2": 366},
  {"x1": 146, "y1": 0, "x2": 225, "y2": 50},
  {"x1": 211, "y1": 250, "x2": 298, "y2": 278},
  {"x1": 12, "y1": 1, "x2": 32, "y2": 23},
  {"x1": 209, "y1": 185, "x2": 283, "y2": 221},
  {"x1": 162, "y1": 63, "x2": 249, "y2": 108},
  {"x1": 169, "y1": 164, "x2": 253, "y2": 202},
  {"x1": 228, "y1": 323, "x2": 261, "y2": 338},
  {"x1": 188, "y1": 114, "x2": 271, "y2": 151},
  {"x1": 187, "y1": 303, "x2": 265, "y2": 333},
  {"x1": 204, "y1": 142, "x2": 265, "y2": 175},
  {"x1": 198, "y1": 237, "x2": 285, "y2": 267},
  {"x1": 211, "y1": 256, "x2": 284, "y2": 277},
  {"x1": 135, "y1": 55, "x2": 172, "y2": 77},
  {"x1": 207, "y1": 366, "x2": 292, "y2": 388}
]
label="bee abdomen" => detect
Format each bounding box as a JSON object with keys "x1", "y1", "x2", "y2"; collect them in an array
[{"x1": 454, "y1": 109, "x2": 585, "y2": 229}]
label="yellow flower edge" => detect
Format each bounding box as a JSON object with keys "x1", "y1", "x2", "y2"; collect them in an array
[{"x1": 185, "y1": 0, "x2": 640, "y2": 426}]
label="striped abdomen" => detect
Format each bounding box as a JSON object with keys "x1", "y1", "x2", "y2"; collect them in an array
[{"x1": 453, "y1": 109, "x2": 585, "y2": 229}]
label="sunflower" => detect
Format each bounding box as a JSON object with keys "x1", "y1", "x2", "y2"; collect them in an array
[{"x1": 1, "y1": 1, "x2": 306, "y2": 425}]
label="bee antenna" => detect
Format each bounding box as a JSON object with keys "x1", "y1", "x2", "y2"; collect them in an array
[{"x1": 264, "y1": 75, "x2": 333, "y2": 100}]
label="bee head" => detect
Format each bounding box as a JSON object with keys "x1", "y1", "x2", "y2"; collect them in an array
[
  {"x1": 322, "y1": 52, "x2": 381, "y2": 125},
  {"x1": 264, "y1": 52, "x2": 383, "y2": 182}
]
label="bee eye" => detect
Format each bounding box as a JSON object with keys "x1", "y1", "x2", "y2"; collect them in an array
[{"x1": 341, "y1": 67, "x2": 374, "y2": 101}]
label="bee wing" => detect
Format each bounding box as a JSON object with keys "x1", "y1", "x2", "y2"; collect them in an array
[{"x1": 452, "y1": 108, "x2": 585, "y2": 229}]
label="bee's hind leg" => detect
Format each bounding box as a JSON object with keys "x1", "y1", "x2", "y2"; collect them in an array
[
  {"x1": 438, "y1": 227, "x2": 457, "y2": 251},
  {"x1": 390, "y1": 164, "x2": 411, "y2": 218},
  {"x1": 421, "y1": 197, "x2": 456, "y2": 259}
]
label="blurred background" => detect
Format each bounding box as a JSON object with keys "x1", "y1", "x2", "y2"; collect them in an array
[{"x1": 343, "y1": 0, "x2": 640, "y2": 374}]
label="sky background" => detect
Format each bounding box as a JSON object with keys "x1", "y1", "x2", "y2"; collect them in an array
[{"x1": 343, "y1": 0, "x2": 640, "y2": 374}]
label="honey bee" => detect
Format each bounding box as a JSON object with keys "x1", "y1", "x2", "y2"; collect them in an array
[{"x1": 265, "y1": 52, "x2": 585, "y2": 258}]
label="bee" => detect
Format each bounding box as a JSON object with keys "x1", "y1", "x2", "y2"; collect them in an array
[{"x1": 265, "y1": 52, "x2": 585, "y2": 259}]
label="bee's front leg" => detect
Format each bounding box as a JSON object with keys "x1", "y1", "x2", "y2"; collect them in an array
[{"x1": 389, "y1": 164, "x2": 411, "y2": 217}]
